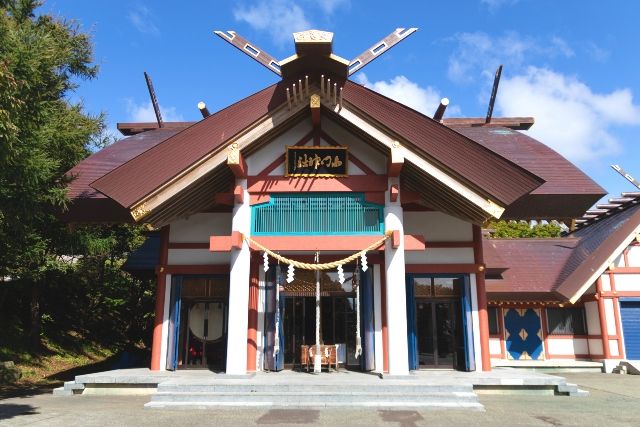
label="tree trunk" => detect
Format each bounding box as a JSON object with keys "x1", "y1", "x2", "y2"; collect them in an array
[{"x1": 29, "y1": 280, "x2": 41, "y2": 351}]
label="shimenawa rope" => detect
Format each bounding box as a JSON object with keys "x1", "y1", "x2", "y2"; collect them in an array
[{"x1": 245, "y1": 230, "x2": 392, "y2": 270}]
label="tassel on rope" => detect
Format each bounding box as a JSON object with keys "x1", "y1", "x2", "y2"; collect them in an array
[
  {"x1": 244, "y1": 230, "x2": 392, "y2": 270},
  {"x1": 361, "y1": 252, "x2": 368, "y2": 272},
  {"x1": 286, "y1": 264, "x2": 295, "y2": 283}
]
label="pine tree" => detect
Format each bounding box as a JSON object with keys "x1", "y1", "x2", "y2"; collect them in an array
[{"x1": 0, "y1": 0, "x2": 102, "y2": 349}]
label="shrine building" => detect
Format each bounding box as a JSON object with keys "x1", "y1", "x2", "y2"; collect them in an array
[{"x1": 64, "y1": 28, "x2": 640, "y2": 376}]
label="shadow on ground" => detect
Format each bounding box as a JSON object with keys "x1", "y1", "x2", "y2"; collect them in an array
[{"x1": 0, "y1": 403, "x2": 39, "y2": 421}]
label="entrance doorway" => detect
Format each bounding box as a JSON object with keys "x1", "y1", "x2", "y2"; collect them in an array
[
  {"x1": 407, "y1": 275, "x2": 473, "y2": 371},
  {"x1": 264, "y1": 266, "x2": 375, "y2": 371},
  {"x1": 415, "y1": 300, "x2": 460, "y2": 368},
  {"x1": 167, "y1": 276, "x2": 229, "y2": 371}
]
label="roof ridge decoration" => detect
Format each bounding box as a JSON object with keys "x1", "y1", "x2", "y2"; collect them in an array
[
  {"x1": 572, "y1": 191, "x2": 640, "y2": 231},
  {"x1": 214, "y1": 28, "x2": 417, "y2": 79}
]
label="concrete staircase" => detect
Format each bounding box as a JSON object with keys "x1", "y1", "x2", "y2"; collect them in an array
[
  {"x1": 144, "y1": 380, "x2": 484, "y2": 410},
  {"x1": 53, "y1": 381, "x2": 85, "y2": 396},
  {"x1": 612, "y1": 360, "x2": 640, "y2": 375}
]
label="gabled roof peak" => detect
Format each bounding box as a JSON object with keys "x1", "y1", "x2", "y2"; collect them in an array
[{"x1": 214, "y1": 28, "x2": 417, "y2": 79}]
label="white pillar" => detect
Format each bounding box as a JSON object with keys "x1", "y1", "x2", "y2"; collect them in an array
[
  {"x1": 159, "y1": 274, "x2": 172, "y2": 371},
  {"x1": 373, "y1": 264, "x2": 384, "y2": 373},
  {"x1": 256, "y1": 266, "x2": 266, "y2": 371},
  {"x1": 226, "y1": 179, "x2": 251, "y2": 375},
  {"x1": 384, "y1": 177, "x2": 410, "y2": 375},
  {"x1": 469, "y1": 274, "x2": 483, "y2": 371}
]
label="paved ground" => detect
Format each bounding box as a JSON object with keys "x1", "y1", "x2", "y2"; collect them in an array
[{"x1": 1, "y1": 373, "x2": 640, "y2": 426}]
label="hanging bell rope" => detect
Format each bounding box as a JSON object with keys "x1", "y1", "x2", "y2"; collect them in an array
[
  {"x1": 274, "y1": 263, "x2": 281, "y2": 360},
  {"x1": 244, "y1": 230, "x2": 392, "y2": 270}
]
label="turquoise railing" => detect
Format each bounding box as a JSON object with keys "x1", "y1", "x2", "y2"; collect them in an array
[{"x1": 251, "y1": 193, "x2": 384, "y2": 235}]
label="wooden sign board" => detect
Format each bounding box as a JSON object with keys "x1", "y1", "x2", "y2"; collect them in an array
[{"x1": 286, "y1": 146, "x2": 348, "y2": 177}]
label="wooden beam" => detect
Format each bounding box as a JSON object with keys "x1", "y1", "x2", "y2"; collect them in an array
[
  {"x1": 215, "y1": 192, "x2": 234, "y2": 206},
  {"x1": 348, "y1": 28, "x2": 418, "y2": 75},
  {"x1": 116, "y1": 121, "x2": 195, "y2": 136},
  {"x1": 210, "y1": 234, "x2": 426, "y2": 252},
  {"x1": 310, "y1": 94, "x2": 321, "y2": 127},
  {"x1": 227, "y1": 143, "x2": 247, "y2": 178},
  {"x1": 441, "y1": 117, "x2": 535, "y2": 130},
  {"x1": 387, "y1": 142, "x2": 404, "y2": 177},
  {"x1": 214, "y1": 30, "x2": 282, "y2": 76},
  {"x1": 485, "y1": 65, "x2": 503, "y2": 124},
  {"x1": 233, "y1": 185, "x2": 244, "y2": 204},
  {"x1": 389, "y1": 184, "x2": 399, "y2": 203},
  {"x1": 433, "y1": 98, "x2": 449, "y2": 121},
  {"x1": 247, "y1": 175, "x2": 388, "y2": 194}
]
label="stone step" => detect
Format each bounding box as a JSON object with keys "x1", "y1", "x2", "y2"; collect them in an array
[
  {"x1": 556, "y1": 383, "x2": 589, "y2": 397},
  {"x1": 144, "y1": 400, "x2": 485, "y2": 410},
  {"x1": 149, "y1": 391, "x2": 479, "y2": 404},
  {"x1": 52, "y1": 387, "x2": 73, "y2": 396},
  {"x1": 64, "y1": 381, "x2": 85, "y2": 391},
  {"x1": 156, "y1": 382, "x2": 473, "y2": 394}
]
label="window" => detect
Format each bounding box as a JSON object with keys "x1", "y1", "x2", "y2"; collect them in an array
[
  {"x1": 412, "y1": 277, "x2": 462, "y2": 298},
  {"x1": 546, "y1": 307, "x2": 586, "y2": 335},
  {"x1": 488, "y1": 307, "x2": 500, "y2": 335}
]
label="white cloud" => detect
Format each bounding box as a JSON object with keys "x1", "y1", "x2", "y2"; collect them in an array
[
  {"x1": 126, "y1": 100, "x2": 184, "y2": 122},
  {"x1": 233, "y1": 1, "x2": 312, "y2": 47},
  {"x1": 498, "y1": 67, "x2": 640, "y2": 163},
  {"x1": 480, "y1": 0, "x2": 520, "y2": 12},
  {"x1": 127, "y1": 5, "x2": 159, "y2": 36},
  {"x1": 447, "y1": 32, "x2": 574, "y2": 84},
  {"x1": 314, "y1": 0, "x2": 350, "y2": 14},
  {"x1": 585, "y1": 42, "x2": 610, "y2": 62},
  {"x1": 355, "y1": 73, "x2": 460, "y2": 117}
]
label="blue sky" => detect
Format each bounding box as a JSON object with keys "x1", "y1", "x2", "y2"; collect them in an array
[{"x1": 42, "y1": 0, "x2": 640, "y2": 200}]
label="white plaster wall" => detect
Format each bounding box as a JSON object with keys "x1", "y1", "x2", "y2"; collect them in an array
[
  {"x1": 604, "y1": 298, "x2": 617, "y2": 335},
  {"x1": 546, "y1": 338, "x2": 588, "y2": 356},
  {"x1": 245, "y1": 119, "x2": 312, "y2": 174},
  {"x1": 613, "y1": 253, "x2": 625, "y2": 268},
  {"x1": 584, "y1": 301, "x2": 601, "y2": 335},
  {"x1": 609, "y1": 340, "x2": 620, "y2": 356},
  {"x1": 405, "y1": 248, "x2": 475, "y2": 264},
  {"x1": 169, "y1": 213, "x2": 232, "y2": 243},
  {"x1": 588, "y1": 338, "x2": 603, "y2": 356},
  {"x1": 611, "y1": 274, "x2": 640, "y2": 292},
  {"x1": 403, "y1": 211, "x2": 473, "y2": 242},
  {"x1": 489, "y1": 338, "x2": 502, "y2": 356},
  {"x1": 316, "y1": 138, "x2": 365, "y2": 175},
  {"x1": 600, "y1": 274, "x2": 611, "y2": 291},
  {"x1": 469, "y1": 274, "x2": 483, "y2": 370},
  {"x1": 322, "y1": 118, "x2": 387, "y2": 174},
  {"x1": 168, "y1": 249, "x2": 230, "y2": 265},
  {"x1": 628, "y1": 246, "x2": 640, "y2": 266}
]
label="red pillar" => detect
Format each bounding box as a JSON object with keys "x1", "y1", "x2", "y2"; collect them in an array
[
  {"x1": 247, "y1": 252, "x2": 259, "y2": 372},
  {"x1": 150, "y1": 226, "x2": 170, "y2": 371},
  {"x1": 472, "y1": 224, "x2": 492, "y2": 371},
  {"x1": 596, "y1": 277, "x2": 611, "y2": 359}
]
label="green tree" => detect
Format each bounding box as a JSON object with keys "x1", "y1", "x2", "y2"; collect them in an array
[
  {"x1": 0, "y1": 0, "x2": 102, "y2": 350},
  {"x1": 485, "y1": 220, "x2": 563, "y2": 238}
]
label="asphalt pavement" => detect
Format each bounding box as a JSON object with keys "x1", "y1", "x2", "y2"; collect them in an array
[{"x1": 1, "y1": 372, "x2": 639, "y2": 426}]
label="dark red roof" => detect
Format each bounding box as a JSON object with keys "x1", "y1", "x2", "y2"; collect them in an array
[
  {"x1": 91, "y1": 82, "x2": 288, "y2": 208},
  {"x1": 485, "y1": 194, "x2": 640, "y2": 302},
  {"x1": 450, "y1": 125, "x2": 606, "y2": 219},
  {"x1": 67, "y1": 128, "x2": 182, "y2": 200},
  {"x1": 342, "y1": 81, "x2": 543, "y2": 206},
  {"x1": 484, "y1": 238, "x2": 579, "y2": 301}
]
